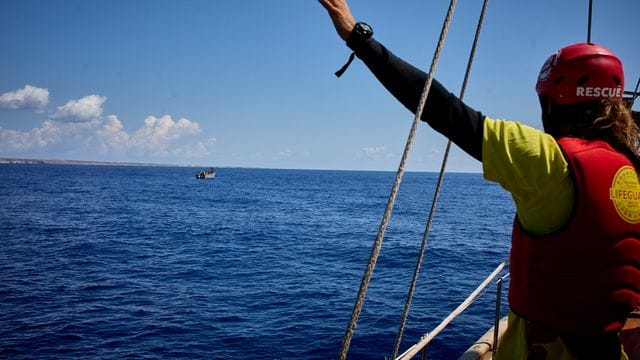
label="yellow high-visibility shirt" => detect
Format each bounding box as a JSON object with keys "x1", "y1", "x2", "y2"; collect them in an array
[
  {"x1": 482, "y1": 117, "x2": 628, "y2": 360},
  {"x1": 482, "y1": 117, "x2": 573, "y2": 235}
]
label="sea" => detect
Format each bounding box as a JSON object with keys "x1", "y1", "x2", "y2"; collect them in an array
[{"x1": 0, "y1": 164, "x2": 516, "y2": 360}]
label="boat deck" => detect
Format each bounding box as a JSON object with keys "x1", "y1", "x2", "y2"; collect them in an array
[
  {"x1": 459, "y1": 307, "x2": 640, "y2": 360},
  {"x1": 622, "y1": 307, "x2": 640, "y2": 359}
]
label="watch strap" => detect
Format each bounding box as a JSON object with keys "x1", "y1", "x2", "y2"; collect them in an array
[{"x1": 334, "y1": 22, "x2": 373, "y2": 78}]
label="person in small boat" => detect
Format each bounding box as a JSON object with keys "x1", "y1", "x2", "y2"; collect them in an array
[{"x1": 318, "y1": 1, "x2": 640, "y2": 359}]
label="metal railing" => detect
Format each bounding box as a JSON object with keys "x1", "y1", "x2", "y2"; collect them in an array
[{"x1": 394, "y1": 260, "x2": 510, "y2": 360}]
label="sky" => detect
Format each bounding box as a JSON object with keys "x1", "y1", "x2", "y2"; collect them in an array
[{"x1": 0, "y1": 0, "x2": 638, "y2": 172}]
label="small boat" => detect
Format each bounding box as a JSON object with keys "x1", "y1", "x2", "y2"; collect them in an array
[{"x1": 195, "y1": 168, "x2": 216, "y2": 179}]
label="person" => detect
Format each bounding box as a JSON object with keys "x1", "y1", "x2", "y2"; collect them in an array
[{"x1": 318, "y1": 1, "x2": 640, "y2": 359}]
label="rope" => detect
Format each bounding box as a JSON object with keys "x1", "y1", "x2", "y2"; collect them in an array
[
  {"x1": 391, "y1": 0, "x2": 490, "y2": 357},
  {"x1": 632, "y1": 77, "x2": 640, "y2": 106},
  {"x1": 587, "y1": 0, "x2": 593, "y2": 43},
  {"x1": 395, "y1": 260, "x2": 509, "y2": 360},
  {"x1": 337, "y1": 2, "x2": 458, "y2": 359}
]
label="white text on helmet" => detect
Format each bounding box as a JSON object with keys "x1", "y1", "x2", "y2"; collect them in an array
[{"x1": 576, "y1": 86, "x2": 622, "y2": 98}]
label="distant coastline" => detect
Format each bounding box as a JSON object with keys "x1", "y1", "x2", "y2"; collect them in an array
[
  {"x1": 0, "y1": 158, "x2": 482, "y2": 173},
  {"x1": 0, "y1": 157, "x2": 195, "y2": 168}
]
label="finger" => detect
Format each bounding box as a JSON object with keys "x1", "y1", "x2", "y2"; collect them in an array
[{"x1": 318, "y1": 0, "x2": 339, "y2": 12}]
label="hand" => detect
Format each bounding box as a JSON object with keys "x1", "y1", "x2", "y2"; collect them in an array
[{"x1": 318, "y1": 0, "x2": 356, "y2": 41}]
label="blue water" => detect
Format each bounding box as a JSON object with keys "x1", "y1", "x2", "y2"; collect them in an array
[{"x1": 0, "y1": 165, "x2": 515, "y2": 359}]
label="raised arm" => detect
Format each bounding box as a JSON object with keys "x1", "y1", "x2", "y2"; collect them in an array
[{"x1": 318, "y1": 0, "x2": 485, "y2": 161}]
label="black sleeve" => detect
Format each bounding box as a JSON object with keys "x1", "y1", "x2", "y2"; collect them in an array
[{"x1": 348, "y1": 37, "x2": 484, "y2": 161}]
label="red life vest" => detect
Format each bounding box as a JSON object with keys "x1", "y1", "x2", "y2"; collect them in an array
[{"x1": 509, "y1": 137, "x2": 640, "y2": 335}]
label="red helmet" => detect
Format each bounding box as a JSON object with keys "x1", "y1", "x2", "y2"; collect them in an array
[{"x1": 536, "y1": 43, "x2": 624, "y2": 105}]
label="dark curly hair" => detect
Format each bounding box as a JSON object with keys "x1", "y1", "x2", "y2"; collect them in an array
[{"x1": 542, "y1": 98, "x2": 640, "y2": 168}]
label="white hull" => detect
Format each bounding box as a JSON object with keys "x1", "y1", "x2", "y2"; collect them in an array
[{"x1": 196, "y1": 168, "x2": 216, "y2": 179}]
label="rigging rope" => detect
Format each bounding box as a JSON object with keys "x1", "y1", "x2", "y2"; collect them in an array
[
  {"x1": 629, "y1": 76, "x2": 640, "y2": 108},
  {"x1": 337, "y1": 1, "x2": 458, "y2": 359},
  {"x1": 391, "y1": 0, "x2": 490, "y2": 358},
  {"x1": 587, "y1": 0, "x2": 593, "y2": 43}
]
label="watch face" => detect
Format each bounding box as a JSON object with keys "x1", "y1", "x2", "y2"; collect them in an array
[
  {"x1": 357, "y1": 23, "x2": 373, "y2": 35},
  {"x1": 357, "y1": 22, "x2": 372, "y2": 35},
  {"x1": 347, "y1": 22, "x2": 373, "y2": 48}
]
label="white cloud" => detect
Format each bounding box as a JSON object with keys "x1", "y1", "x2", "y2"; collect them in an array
[
  {"x1": 362, "y1": 146, "x2": 387, "y2": 156},
  {"x1": 359, "y1": 146, "x2": 395, "y2": 162},
  {"x1": 130, "y1": 115, "x2": 202, "y2": 152},
  {"x1": 273, "y1": 148, "x2": 310, "y2": 160},
  {"x1": 0, "y1": 84, "x2": 215, "y2": 163},
  {"x1": 0, "y1": 85, "x2": 49, "y2": 111},
  {"x1": 96, "y1": 115, "x2": 130, "y2": 151},
  {"x1": 98, "y1": 114, "x2": 213, "y2": 158},
  {"x1": 51, "y1": 94, "x2": 106, "y2": 122},
  {"x1": 171, "y1": 137, "x2": 217, "y2": 158},
  {"x1": 277, "y1": 149, "x2": 295, "y2": 158},
  {"x1": 1, "y1": 113, "x2": 215, "y2": 162},
  {"x1": 0, "y1": 121, "x2": 63, "y2": 151}
]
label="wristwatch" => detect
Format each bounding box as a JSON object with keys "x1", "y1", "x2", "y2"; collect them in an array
[{"x1": 346, "y1": 22, "x2": 373, "y2": 49}]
